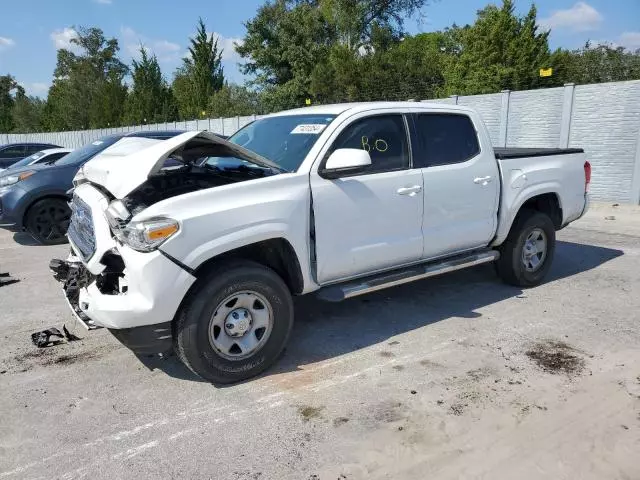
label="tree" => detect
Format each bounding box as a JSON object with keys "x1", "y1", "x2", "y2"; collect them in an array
[
  {"x1": 125, "y1": 47, "x2": 177, "y2": 124},
  {"x1": 550, "y1": 43, "x2": 640, "y2": 85},
  {"x1": 0, "y1": 75, "x2": 24, "y2": 132},
  {"x1": 11, "y1": 94, "x2": 46, "y2": 133},
  {"x1": 44, "y1": 27, "x2": 128, "y2": 130},
  {"x1": 442, "y1": 0, "x2": 552, "y2": 95},
  {"x1": 207, "y1": 84, "x2": 265, "y2": 117},
  {"x1": 237, "y1": 0, "x2": 430, "y2": 110},
  {"x1": 172, "y1": 18, "x2": 224, "y2": 119}
]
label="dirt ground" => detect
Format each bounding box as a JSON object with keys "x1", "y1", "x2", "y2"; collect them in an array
[{"x1": 0, "y1": 203, "x2": 639, "y2": 480}]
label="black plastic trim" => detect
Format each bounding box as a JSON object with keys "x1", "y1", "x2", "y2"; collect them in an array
[
  {"x1": 109, "y1": 321, "x2": 173, "y2": 354},
  {"x1": 494, "y1": 147, "x2": 584, "y2": 159},
  {"x1": 159, "y1": 249, "x2": 195, "y2": 276}
]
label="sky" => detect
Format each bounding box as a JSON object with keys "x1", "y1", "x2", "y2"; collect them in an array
[{"x1": 0, "y1": 0, "x2": 639, "y2": 98}]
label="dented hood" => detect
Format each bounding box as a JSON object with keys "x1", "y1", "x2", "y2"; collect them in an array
[{"x1": 81, "y1": 131, "x2": 282, "y2": 199}]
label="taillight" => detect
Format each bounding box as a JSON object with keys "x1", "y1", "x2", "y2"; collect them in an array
[{"x1": 584, "y1": 161, "x2": 591, "y2": 193}]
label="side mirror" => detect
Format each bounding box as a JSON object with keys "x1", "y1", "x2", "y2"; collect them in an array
[{"x1": 321, "y1": 149, "x2": 372, "y2": 179}]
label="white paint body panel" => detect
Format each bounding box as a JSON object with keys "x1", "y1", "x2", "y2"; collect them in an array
[
  {"x1": 66, "y1": 102, "x2": 588, "y2": 332},
  {"x1": 311, "y1": 169, "x2": 424, "y2": 283},
  {"x1": 492, "y1": 152, "x2": 588, "y2": 245},
  {"x1": 416, "y1": 110, "x2": 501, "y2": 259}
]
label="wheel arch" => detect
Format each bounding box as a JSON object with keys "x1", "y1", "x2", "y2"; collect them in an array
[
  {"x1": 493, "y1": 191, "x2": 563, "y2": 246},
  {"x1": 192, "y1": 237, "x2": 305, "y2": 295}
]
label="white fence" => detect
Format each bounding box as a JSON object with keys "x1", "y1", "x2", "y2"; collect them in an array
[{"x1": 3, "y1": 79, "x2": 640, "y2": 203}]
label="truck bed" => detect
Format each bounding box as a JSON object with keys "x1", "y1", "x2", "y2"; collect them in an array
[{"x1": 494, "y1": 147, "x2": 584, "y2": 159}]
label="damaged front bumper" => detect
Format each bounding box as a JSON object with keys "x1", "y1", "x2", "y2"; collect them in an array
[
  {"x1": 50, "y1": 249, "x2": 194, "y2": 353},
  {"x1": 50, "y1": 183, "x2": 197, "y2": 354},
  {"x1": 50, "y1": 257, "x2": 98, "y2": 329}
]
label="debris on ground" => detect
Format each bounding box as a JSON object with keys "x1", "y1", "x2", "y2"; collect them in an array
[
  {"x1": 63, "y1": 325, "x2": 81, "y2": 342},
  {"x1": 605, "y1": 215, "x2": 616, "y2": 220},
  {"x1": 526, "y1": 340, "x2": 585, "y2": 375},
  {"x1": 31, "y1": 328, "x2": 64, "y2": 348},
  {"x1": 31, "y1": 325, "x2": 82, "y2": 348},
  {"x1": 0, "y1": 272, "x2": 19, "y2": 288}
]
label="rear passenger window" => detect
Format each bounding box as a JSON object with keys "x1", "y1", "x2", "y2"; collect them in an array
[
  {"x1": 329, "y1": 115, "x2": 409, "y2": 174},
  {"x1": 1, "y1": 145, "x2": 25, "y2": 157},
  {"x1": 25, "y1": 145, "x2": 44, "y2": 155},
  {"x1": 414, "y1": 114, "x2": 480, "y2": 168}
]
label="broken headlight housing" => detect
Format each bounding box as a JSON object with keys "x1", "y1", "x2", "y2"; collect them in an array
[{"x1": 105, "y1": 200, "x2": 179, "y2": 252}]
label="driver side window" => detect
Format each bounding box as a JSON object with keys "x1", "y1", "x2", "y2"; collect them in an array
[{"x1": 329, "y1": 115, "x2": 409, "y2": 175}]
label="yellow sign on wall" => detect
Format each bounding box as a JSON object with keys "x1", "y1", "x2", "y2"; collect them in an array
[{"x1": 539, "y1": 68, "x2": 553, "y2": 77}]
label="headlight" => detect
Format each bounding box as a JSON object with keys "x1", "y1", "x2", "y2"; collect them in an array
[
  {"x1": 104, "y1": 200, "x2": 179, "y2": 252},
  {"x1": 0, "y1": 170, "x2": 36, "y2": 187},
  {"x1": 113, "y1": 216, "x2": 179, "y2": 252},
  {"x1": 119, "y1": 217, "x2": 180, "y2": 252},
  {"x1": 72, "y1": 167, "x2": 87, "y2": 187}
]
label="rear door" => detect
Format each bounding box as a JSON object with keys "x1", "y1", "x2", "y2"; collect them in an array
[
  {"x1": 310, "y1": 112, "x2": 424, "y2": 284},
  {"x1": 411, "y1": 112, "x2": 499, "y2": 260}
]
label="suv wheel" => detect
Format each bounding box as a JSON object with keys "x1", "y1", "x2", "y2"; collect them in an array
[
  {"x1": 174, "y1": 260, "x2": 294, "y2": 383},
  {"x1": 495, "y1": 210, "x2": 556, "y2": 287},
  {"x1": 25, "y1": 198, "x2": 71, "y2": 245}
]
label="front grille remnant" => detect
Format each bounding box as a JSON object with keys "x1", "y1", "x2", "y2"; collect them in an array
[{"x1": 67, "y1": 195, "x2": 96, "y2": 261}]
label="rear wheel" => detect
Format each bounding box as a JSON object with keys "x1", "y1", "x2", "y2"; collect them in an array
[
  {"x1": 174, "y1": 260, "x2": 294, "y2": 384},
  {"x1": 495, "y1": 210, "x2": 556, "y2": 287},
  {"x1": 25, "y1": 198, "x2": 71, "y2": 245}
]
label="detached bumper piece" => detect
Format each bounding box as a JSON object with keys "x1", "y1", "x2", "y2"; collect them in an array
[{"x1": 49, "y1": 258, "x2": 100, "y2": 330}]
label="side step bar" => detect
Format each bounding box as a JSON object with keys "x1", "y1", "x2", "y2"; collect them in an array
[{"x1": 316, "y1": 249, "x2": 500, "y2": 302}]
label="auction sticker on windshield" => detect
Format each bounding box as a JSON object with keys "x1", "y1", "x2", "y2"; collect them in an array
[{"x1": 290, "y1": 124, "x2": 327, "y2": 135}]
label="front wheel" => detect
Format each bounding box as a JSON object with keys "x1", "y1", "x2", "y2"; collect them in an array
[
  {"x1": 174, "y1": 260, "x2": 294, "y2": 384},
  {"x1": 25, "y1": 198, "x2": 71, "y2": 245},
  {"x1": 495, "y1": 210, "x2": 556, "y2": 287}
]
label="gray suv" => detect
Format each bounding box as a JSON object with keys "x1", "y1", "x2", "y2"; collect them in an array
[{"x1": 0, "y1": 131, "x2": 183, "y2": 244}]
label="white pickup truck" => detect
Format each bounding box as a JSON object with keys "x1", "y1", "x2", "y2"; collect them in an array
[{"x1": 50, "y1": 102, "x2": 590, "y2": 383}]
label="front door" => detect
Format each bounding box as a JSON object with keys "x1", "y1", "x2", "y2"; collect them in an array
[{"x1": 310, "y1": 114, "x2": 424, "y2": 284}]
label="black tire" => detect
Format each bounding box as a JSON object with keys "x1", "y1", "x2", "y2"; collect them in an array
[
  {"x1": 495, "y1": 210, "x2": 556, "y2": 287},
  {"x1": 174, "y1": 259, "x2": 294, "y2": 384},
  {"x1": 25, "y1": 198, "x2": 71, "y2": 245}
]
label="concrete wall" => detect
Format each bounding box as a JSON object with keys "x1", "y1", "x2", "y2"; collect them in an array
[{"x1": 3, "y1": 80, "x2": 640, "y2": 203}]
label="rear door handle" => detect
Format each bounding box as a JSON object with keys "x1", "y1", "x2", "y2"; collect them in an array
[
  {"x1": 473, "y1": 176, "x2": 493, "y2": 185},
  {"x1": 396, "y1": 185, "x2": 422, "y2": 196}
]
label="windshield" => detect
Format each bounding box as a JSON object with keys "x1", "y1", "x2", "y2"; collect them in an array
[
  {"x1": 227, "y1": 114, "x2": 336, "y2": 172},
  {"x1": 55, "y1": 135, "x2": 121, "y2": 167},
  {"x1": 7, "y1": 152, "x2": 45, "y2": 170}
]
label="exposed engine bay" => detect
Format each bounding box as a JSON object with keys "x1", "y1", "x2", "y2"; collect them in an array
[{"x1": 122, "y1": 137, "x2": 278, "y2": 213}]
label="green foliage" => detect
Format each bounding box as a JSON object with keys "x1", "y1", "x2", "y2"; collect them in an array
[
  {"x1": 0, "y1": 75, "x2": 24, "y2": 132},
  {"x1": 44, "y1": 27, "x2": 128, "y2": 130},
  {"x1": 207, "y1": 84, "x2": 265, "y2": 117},
  {"x1": 550, "y1": 43, "x2": 640, "y2": 85},
  {"x1": 172, "y1": 18, "x2": 224, "y2": 119},
  {"x1": 4, "y1": 1, "x2": 640, "y2": 133},
  {"x1": 237, "y1": 0, "x2": 430, "y2": 110},
  {"x1": 11, "y1": 94, "x2": 46, "y2": 133},
  {"x1": 125, "y1": 47, "x2": 177, "y2": 124},
  {"x1": 442, "y1": 1, "x2": 553, "y2": 94}
]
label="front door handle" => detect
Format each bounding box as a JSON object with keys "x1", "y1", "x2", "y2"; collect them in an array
[
  {"x1": 474, "y1": 176, "x2": 493, "y2": 185},
  {"x1": 397, "y1": 185, "x2": 422, "y2": 196}
]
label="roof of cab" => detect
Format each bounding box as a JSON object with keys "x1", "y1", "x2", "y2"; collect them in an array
[{"x1": 267, "y1": 101, "x2": 475, "y2": 117}]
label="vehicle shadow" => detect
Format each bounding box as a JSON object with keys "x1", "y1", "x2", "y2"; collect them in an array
[
  {"x1": 12, "y1": 232, "x2": 41, "y2": 246},
  {"x1": 143, "y1": 240, "x2": 623, "y2": 384}
]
